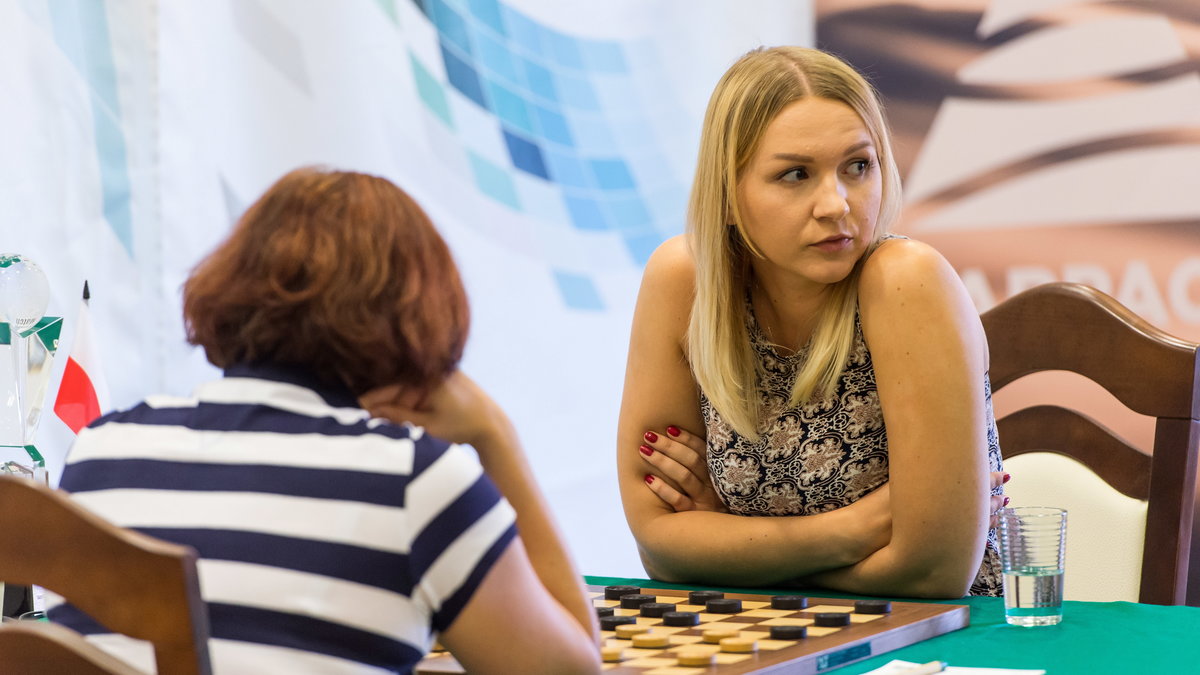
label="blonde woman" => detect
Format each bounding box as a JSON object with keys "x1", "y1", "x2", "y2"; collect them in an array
[{"x1": 617, "y1": 47, "x2": 1006, "y2": 598}]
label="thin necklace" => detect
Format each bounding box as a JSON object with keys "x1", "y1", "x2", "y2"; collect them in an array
[{"x1": 754, "y1": 285, "x2": 795, "y2": 353}]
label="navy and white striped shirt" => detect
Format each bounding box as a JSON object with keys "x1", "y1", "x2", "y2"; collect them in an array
[{"x1": 51, "y1": 363, "x2": 517, "y2": 674}]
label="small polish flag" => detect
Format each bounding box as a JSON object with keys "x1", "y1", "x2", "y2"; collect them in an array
[{"x1": 53, "y1": 282, "x2": 111, "y2": 434}]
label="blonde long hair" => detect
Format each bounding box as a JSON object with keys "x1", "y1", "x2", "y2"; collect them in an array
[{"x1": 686, "y1": 46, "x2": 903, "y2": 439}]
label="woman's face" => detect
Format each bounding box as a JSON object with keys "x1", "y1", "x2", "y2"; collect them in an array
[{"x1": 734, "y1": 96, "x2": 883, "y2": 293}]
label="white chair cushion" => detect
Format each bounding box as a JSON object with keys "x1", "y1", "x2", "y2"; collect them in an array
[{"x1": 1003, "y1": 452, "x2": 1147, "y2": 602}]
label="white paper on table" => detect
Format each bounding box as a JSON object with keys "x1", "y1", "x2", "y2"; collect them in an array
[{"x1": 862, "y1": 659, "x2": 1047, "y2": 675}]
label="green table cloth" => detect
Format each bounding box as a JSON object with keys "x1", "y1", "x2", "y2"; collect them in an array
[{"x1": 587, "y1": 576, "x2": 1200, "y2": 673}]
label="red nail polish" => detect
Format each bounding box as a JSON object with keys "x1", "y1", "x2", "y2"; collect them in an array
[
  {"x1": 1003, "y1": 497, "x2": 1010, "y2": 506},
  {"x1": 1003, "y1": 473, "x2": 1012, "y2": 484},
  {"x1": 644, "y1": 474, "x2": 654, "y2": 484},
  {"x1": 639, "y1": 445, "x2": 653, "y2": 456},
  {"x1": 644, "y1": 431, "x2": 658, "y2": 443},
  {"x1": 667, "y1": 426, "x2": 680, "y2": 437}
]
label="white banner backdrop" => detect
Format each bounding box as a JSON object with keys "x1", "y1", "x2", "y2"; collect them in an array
[{"x1": 2, "y1": 0, "x2": 812, "y2": 577}]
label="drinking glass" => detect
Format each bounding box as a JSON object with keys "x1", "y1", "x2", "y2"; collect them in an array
[{"x1": 998, "y1": 506, "x2": 1067, "y2": 626}]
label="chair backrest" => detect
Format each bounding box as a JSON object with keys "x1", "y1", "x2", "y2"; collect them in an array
[
  {"x1": 0, "y1": 475, "x2": 212, "y2": 674},
  {"x1": 0, "y1": 620, "x2": 144, "y2": 675},
  {"x1": 981, "y1": 282, "x2": 1200, "y2": 606}
]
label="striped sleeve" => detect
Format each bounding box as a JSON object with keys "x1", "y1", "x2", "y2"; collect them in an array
[{"x1": 406, "y1": 443, "x2": 517, "y2": 633}]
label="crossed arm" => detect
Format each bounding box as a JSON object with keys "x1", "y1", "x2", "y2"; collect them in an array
[
  {"x1": 616, "y1": 236, "x2": 892, "y2": 588},
  {"x1": 617, "y1": 236, "x2": 997, "y2": 597}
]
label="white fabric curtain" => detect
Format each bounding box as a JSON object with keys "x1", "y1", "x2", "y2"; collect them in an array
[{"x1": 2, "y1": 0, "x2": 812, "y2": 577}]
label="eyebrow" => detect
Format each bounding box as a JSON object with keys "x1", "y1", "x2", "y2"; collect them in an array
[{"x1": 771, "y1": 141, "x2": 874, "y2": 162}]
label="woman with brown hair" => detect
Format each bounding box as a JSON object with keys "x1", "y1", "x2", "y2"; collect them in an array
[
  {"x1": 617, "y1": 47, "x2": 1007, "y2": 598},
  {"x1": 53, "y1": 167, "x2": 600, "y2": 673}
]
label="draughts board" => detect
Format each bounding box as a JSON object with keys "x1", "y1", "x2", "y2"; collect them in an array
[{"x1": 416, "y1": 584, "x2": 969, "y2": 674}]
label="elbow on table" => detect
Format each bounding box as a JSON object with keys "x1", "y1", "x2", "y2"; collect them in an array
[
  {"x1": 907, "y1": 571, "x2": 973, "y2": 599},
  {"x1": 884, "y1": 525, "x2": 985, "y2": 598},
  {"x1": 635, "y1": 539, "x2": 748, "y2": 587},
  {"x1": 630, "y1": 511, "x2": 704, "y2": 585},
  {"x1": 636, "y1": 546, "x2": 689, "y2": 585},
  {"x1": 900, "y1": 554, "x2": 978, "y2": 599}
]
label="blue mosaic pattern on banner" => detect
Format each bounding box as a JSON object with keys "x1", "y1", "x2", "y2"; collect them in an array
[
  {"x1": 589, "y1": 159, "x2": 635, "y2": 191},
  {"x1": 521, "y1": 58, "x2": 557, "y2": 101},
  {"x1": 476, "y1": 29, "x2": 520, "y2": 84},
  {"x1": 552, "y1": 270, "x2": 604, "y2": 311},
  {"x1": 532, "y1": 104, "x2": 572, "y2": 146},
  {"x1": 410, "y1": 54, "x2": 453, "y2": 125},
  {"x1": 48, "y1": 0, "x2": 134, "y2": 258},
  {"x1": 563, "y1": 193, "x2": 607, "y2": 232},
  {"x1": 502, "y1": 129, "x2": 549, "y2": 179},
  {"x1": 543, "y1": 148, "x2": 589, "y2": 188},
  {"x1": 579, "y1": 39, "x2": 627, "y2": 72},
  {"x1": 608, "y1": 195, "x2": 652, "y2": 230},
  {"x1": 488, "y1": 80, "x2": 535, "y2": 134},
  {"x1": 375, "y1": 0, "x2": 400, "y2": 26},
  {"x1": 440, "y1": 41, "x2": 488, "y2": 108},
  {"x1": 430, "y1": 0, "x2": 472, "y2": 55},
  {"x1": 467, "y1": 0, "x2": 505, "y2": 36},
  {"x1": 405, "y1": 0, "x2": 682, "y2": 309},
  {"x1": 468, "y1": 150, "x2": 520, "y2": 209}
]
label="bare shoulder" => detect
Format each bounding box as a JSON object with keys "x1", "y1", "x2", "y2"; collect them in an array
[
  {"x1": 864, "y1": 236, "x2": 955, "y2": 294},
  {"x1": 640, "y1": 234, "x2": 696, "y2": 306},
  {"x1": 858, "y1": 237, "x2": 973, "y2": 313},
  {"x1": 858, "y1": 237, "x2": 986, "y2": 360},
  {"x1": 644, "y1": 235, "x2": 694, "y2": 280}
]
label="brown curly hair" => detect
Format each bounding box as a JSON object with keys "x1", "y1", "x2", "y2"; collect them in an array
[{"x1": 183, "y1": 167, "x2": 469, "y2": 398}]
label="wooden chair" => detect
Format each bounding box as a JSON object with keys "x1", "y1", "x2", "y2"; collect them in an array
[
  {"x1": 0, "y1": 475, "x2": 212, "y2": 674},
  {"x1": 0, "y1": 621, "x2": 143, "y2": 674},
  {"x1": 981, "y1": 282, "x2": 1200, "y2": 606}
]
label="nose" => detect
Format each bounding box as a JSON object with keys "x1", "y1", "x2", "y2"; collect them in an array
[{"x1": 813, "y1": 175, "x2": 850, "y2": 221}]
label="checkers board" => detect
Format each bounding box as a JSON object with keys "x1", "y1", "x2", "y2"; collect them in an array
[{"x1": 415, "y1": 584, "x2": 968, "y2": 674}]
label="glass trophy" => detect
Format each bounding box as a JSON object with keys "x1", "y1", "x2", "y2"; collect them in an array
[
  {"x1": 0, "y1": 254, "x2": 57, "y2": 484},
  {"x1": 0, "y1": 254, "x2": 58, "y2": 617}
]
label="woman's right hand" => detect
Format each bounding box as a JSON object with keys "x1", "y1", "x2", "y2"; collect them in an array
[
  {"x1": 989, "y1": 470, "x2": 1011, "y2": 529},
  {"x1": 359, "y1": 371, "x2": 504, "y2": 449},
  {"x1": 640, "y1": 425, "x2": 726, "y2": 513}
]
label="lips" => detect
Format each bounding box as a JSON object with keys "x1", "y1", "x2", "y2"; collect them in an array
[{"x1": 811, "y1": 235, "x2": 853, "y2": 252}]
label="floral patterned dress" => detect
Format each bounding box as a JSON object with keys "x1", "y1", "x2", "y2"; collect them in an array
[{"x1": 700, "y1": 307, "x2": 1004, "y2": 596}]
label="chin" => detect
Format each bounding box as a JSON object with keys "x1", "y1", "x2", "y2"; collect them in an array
[
  {"x1": 799, "y1": 266, "x2": 856, "y2": 287},
  {"x1": 805, "y1": 255, "x2": 861, "y2": 285}
]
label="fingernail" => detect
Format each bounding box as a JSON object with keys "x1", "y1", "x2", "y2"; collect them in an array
[
  {"x1": 667, "y1": 426, "x2": 680, "y2": 437},
  {"x1": 644, "y1": 431, "x2": 658, "y2": 443},
  {"x1": 644, "y1": 474, "x2": 654, "y2": 485},
  {"x1": 639, "y1": 445, "x2": 653, "y2": 456},
  {"x1": 1003, "y1": 497, "x2": 1010, "y2": 506},
  {"x1": 1003, "y1": 473, "x2": 1011, "y2": 484}
]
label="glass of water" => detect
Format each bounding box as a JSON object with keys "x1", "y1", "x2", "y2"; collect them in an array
[{"x1": 998, "y1": 506, "x2": 1067, "y2": 626}]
